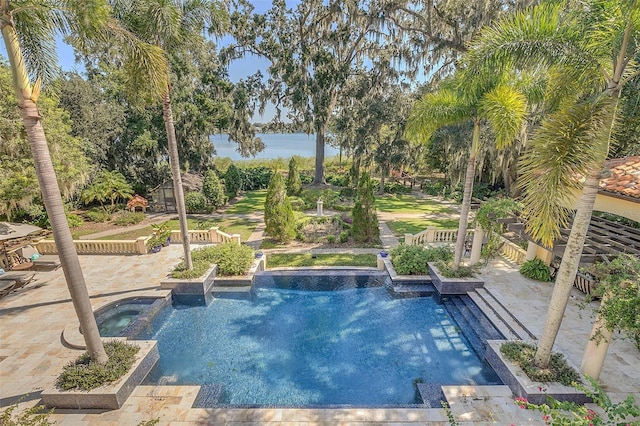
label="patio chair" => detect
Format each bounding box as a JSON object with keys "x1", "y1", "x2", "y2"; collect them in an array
[
  {"x1": 0, "y1": 272, "x2": 36, "y2": 298},
  {"x1": 19, "y1": 245, "x2": 61, "y2": 270}
]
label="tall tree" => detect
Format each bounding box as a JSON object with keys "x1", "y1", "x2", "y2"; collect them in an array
[
  {"x1": 466, "y1": 0, "x2": 640, "y2": 367},
  {"x1": 226, "y1": 0, "x2": 411, "y2": 184},
  {"x1": 407, "y1": 70, "x2": 527, "y2": 269},
  {"x1": 0, "y1": 0, "x2": 164, "y2": 363},
  {"x1": 109, "y1": 0, "x2": 228, "y2": 270},
  {"x1": 0, "y1": 62, "x2": 91, "y2": 220}
]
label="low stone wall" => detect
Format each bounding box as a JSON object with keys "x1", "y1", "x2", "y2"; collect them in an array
[{"x1": 42, "y1": 340, "x2": 159, "y2": 409}]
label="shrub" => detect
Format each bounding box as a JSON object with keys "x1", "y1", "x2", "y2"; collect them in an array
[
  {"x1": 390, "y1": 244, "x2": 453, "y2": 275},
  {"x1": 264, "y1": 173, "x2": 296, "y2": 243},
  {"x1": 225, "y1": 164, "x2": 242, "y2": 199},
  {"x1": 326, "y1": 235, "x2": 336, "y2": 243},
  {"x1": 114, "y1": 211, "x2": 145, "y2": 226},
  {"x1": 384, "y1": 182, "x2": 412, "y2": 194},
  {"x1": 184, "y1": 191, "x2": 207, "y2": 213},
  {"x1": 85, "y1": 208, "x2": 112, "y2": 223},
  {"x1": 435, "y1": 261, "x2": 476, "y2": 278},
  {"x1": 240, "y1": 166, "x2": 273, "y2": 190},
  {"x1": 339, "y1": 230, "x2": 350, "y2": 243},
  {"x1": 66, "y1": 213, "x2": 84, "y2": 228},
  {"x1": 326, "y1": 173, "x2": 349, "y2": 187},
  {"x1": 520, "y1": 259, "x2": 552, "y2": 282},
  {"x1": 56, "y1": 341, "x2": 139, "y2": 391},
  {"x1": 588, "y1": 254, "x2": 640, "y2": 350},
  {"x1": 286, "y1": 157, "x2": 302, "y2": 196},
  {"x1": 0, "y1": 402, "x2": 53, "y2": 426},
  {"x1": 500, "y1": 341, "x2": 581, "y2": 386},
  {"x1": 202, "y1": 169, "x2": 226, "y2": 209},
  {"x1": 208, "y1": 243, "x2": 254, "y2": 276},
  {"x1": 351, "y1": 172, "x2": 379, "y2": 243}
]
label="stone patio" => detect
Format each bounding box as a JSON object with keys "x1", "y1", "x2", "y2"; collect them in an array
[{"x1": 1, "y1": 245, "x2": 638, "y2": 425}]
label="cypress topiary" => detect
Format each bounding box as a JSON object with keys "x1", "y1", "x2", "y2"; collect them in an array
[
  {"x1": 264, "y1": 172, "x2": 296, "y2": 243},
  {"x1": 225, "y1": 164, "x2": 242, "y2": 199},
  {"x1": 286, "y1": 157, "x2": 302, "y2": 196},
  {"x1": 203, "y1": 169, "x2": 226, "y2": 209},
  {"x1": 352, "y1": 171, "x2": 379, "y2": 243}
]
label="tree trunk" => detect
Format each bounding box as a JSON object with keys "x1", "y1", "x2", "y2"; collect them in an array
[
  {"x1": 2, "y1": 19, "x2": 108, "y2": 363},
  {"x1": 313, "y1": 123, "x2": 326, "y2": 184},
  {"x1": 453, "y1": 121, "x2": 480, "y2": 269},
  {"x1": 534, "y1": 168, "x2": 603, "y2": 367},
  {"x1": 162, "y1": 91, "x2": 192, "y2": 269}
]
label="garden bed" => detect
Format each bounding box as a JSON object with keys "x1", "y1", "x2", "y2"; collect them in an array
[
  {"x1": 41, "y1": 340, "x2": 158, "y2": 409},
  {"x1": 485, "y1": 340, "x2": 590, "y2": 405}
]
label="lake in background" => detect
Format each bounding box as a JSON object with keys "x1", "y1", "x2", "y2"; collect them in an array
[{"x1": 209, "y1": 133, "x2": 340, "y2": 161}]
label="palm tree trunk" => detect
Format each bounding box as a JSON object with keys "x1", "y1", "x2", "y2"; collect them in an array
[
  {"x1": 162, "y1": 91, "x2": 192, "y2": 269},
  {"x1": 534, "y1": 167, "x2": 602, "y2": 367},
  {"x1": 2, "y1": 18, "x2": 108, "y2": 364},
  {"x1": 453, "y1": 121, "x2": 480, "y2": 269},
  {"x1": 313, "y1": 123, "x2": 326, "y2": 185}
]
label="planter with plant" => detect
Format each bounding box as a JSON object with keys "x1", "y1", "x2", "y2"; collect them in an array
[
  {"x1": 485, "y1": 340, "x2": 589, "y2": 405},
  {"x1": 41, "y1": 340, "x2": 159, "y2": 409},
  {"x1": 151, "y1": 222, "x2": 172, "y2": 246}
]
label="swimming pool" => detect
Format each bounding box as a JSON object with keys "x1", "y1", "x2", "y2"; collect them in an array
[{"x1": 139, "y1": 271, "x2": 502, "y2": 407}]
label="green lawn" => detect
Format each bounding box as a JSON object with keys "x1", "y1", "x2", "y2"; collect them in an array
[
  {"x1": 223, "y1": 190, "x2": 267, "y2": 214},
  {"x1": 386, "y1": 218, "x2": 459, "y2": 237},
  {"x1": 98, "y1": 217, "x2": 258, "y2": 241},
  {"x1": 375, "y1": 194, "x2": 454, "y2": 214},
  {"x1": 266, "y1": 253, "x2": 376, "y2": 268}
]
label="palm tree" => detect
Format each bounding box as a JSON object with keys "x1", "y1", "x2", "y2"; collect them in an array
[
  {"x1": 465, "y1": 0, "x2": 639, "y2": 368},
  {"x1": 407, "y1": 71, "x2": 527, "y2": 269},
  {"x1": 110, "y1": 0, "x2": 227, "y2": 270},
  {"x1": 2, "y1": 0, "x2": 167, "y2": 364}
]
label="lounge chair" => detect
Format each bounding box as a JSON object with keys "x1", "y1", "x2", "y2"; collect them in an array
[
  {"x1": 19, "y1": 245, "x2": 61, "y2": 270},
  {"x1": 0, "y1": 272, "x2": 36, "y2": 298}
]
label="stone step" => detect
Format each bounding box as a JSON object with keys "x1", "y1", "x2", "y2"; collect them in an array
[
  {"x1": 469, "y1": 288, "x2": 536, "y2": 341},
  {"x1": 443, "y1": 297, "x2": 487, "y2": 359}
]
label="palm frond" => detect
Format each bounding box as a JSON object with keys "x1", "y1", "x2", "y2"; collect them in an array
[
  {"x1": 405, "y1": 89, "x2": 474, "y2": 143},
  {"x1": 11, "y1": 0, "x2": 62, "y2": 85},
  {"x1": 518, "y1": 97, "x2": 616, "y2": 246},
  {"x1": 480, "y1": 84, "x2": 527, "y2": 149},
  {"x1": 104, "y1": 20, "x2": 169, "y2": 100},
  {"x1": 466, "y1": 1, "x2": 602, "y2": 88},
  {"x1": 142, "y1": 0, "x2": 182, "y2": 47}
]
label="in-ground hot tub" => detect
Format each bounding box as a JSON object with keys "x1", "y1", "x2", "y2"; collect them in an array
[{"x1": 94, "y1": 297, "x2": 168, "y2": 337}]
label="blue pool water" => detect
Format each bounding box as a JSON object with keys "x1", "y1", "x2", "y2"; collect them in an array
[
  {"x1": 95, "y1": 298, "x2": 157, "y2": 337},
  {"x1": 141, "y1": 273, "x2": 501, "y2": 406}
]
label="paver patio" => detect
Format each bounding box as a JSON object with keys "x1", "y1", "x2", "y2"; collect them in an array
[{"x1": 1, "y1": 242, "x2": 638, "y2": 425}]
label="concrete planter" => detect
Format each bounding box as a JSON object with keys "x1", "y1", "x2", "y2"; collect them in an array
[
  {"x1": 485, "y1": 340, "x2": 590, "y2": 405},
  {"x1": 42, "y1": 340, "x2": 159, "y2": 410},
  {"x1": 161, "y1": 264, "x2": 217, "y2": 296},
  {"x1": 378, "y1": 255, "x2": 432, "y2": 285},
  {"x1": 214, "y1": 257, "x2": 265, "y2": 287},
  {"x1": 428, "y1": 262, "x2": 484, "y2": 294}
]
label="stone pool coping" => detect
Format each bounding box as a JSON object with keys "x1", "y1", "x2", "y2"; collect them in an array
[{"x1": 41, "y1": 340, "x2": 159, "y2": 410}]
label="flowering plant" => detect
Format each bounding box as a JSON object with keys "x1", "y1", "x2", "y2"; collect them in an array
[{"x1": 513, "y1": 377, "x2": 639, "y2": 425}]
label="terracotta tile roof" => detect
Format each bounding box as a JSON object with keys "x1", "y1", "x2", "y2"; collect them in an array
[{"x1": 600, "y1": 156, "x2": 640, "y2": 199}]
